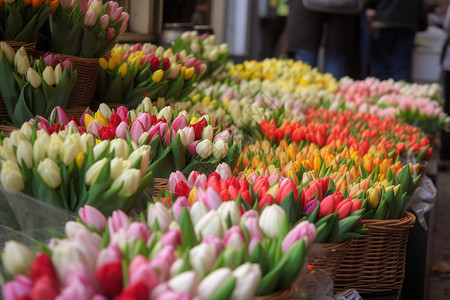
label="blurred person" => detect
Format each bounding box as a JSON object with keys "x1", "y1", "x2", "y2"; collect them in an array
[
  {"x1": 286, "y1": 0, "x2": 360, "y2": 79},
  {"x1": 366, "y1": 0, "x2": 428, "y2": 82}
]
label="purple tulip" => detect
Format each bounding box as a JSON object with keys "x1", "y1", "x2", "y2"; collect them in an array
[
  {"x1": 49, "y1": 106, "x2": 69, "y2": 125},
  {"x1": 132, "y1": 43, "x2": 142, "y2": 52},
  {"x1": 43, "y1": 52, "x2": 56, "y2": 68},
  {"x1": 62, "y1": 58, "x2": 73, "y2": 71},
  {"x1": 188, "y1": 141, "x2": 199, "y2": 156},
  {"x1": 304, "y1": 199, "x2": 319, "y2": 215}
]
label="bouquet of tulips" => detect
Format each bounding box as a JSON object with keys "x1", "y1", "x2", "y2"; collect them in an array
[
  {"x1": 0, "y1": 43, "x2": 77, "y2": 126},
  {"x1": 160, "y1": 164, "x2": 366, "y2": 243},
  {"x1": 1, "y1": 201, "x2": 315, "y2": 299},
  {"x1": 97, "y1": 43, "x2": 206, "y2": 107},
  {"x1": 46, "y1": 0, "x2": 128, "y2": 58},
  {"x1": 0, "y1": 0, "x2": 55, "y2": 42},
  {"x1": 0, "y1": 118, "x2": 153, "y2": 216},
  {"x1": 171, "y1": 30, "x2": 230, "y2": 79}
]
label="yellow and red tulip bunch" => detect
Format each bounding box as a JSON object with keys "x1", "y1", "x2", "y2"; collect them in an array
[
  {"x1": 97, "y1": 43, "x2": 207, "y2": 108},
  {"x1": 0, "y1": 0, "x2": 55, "y2": 42}
]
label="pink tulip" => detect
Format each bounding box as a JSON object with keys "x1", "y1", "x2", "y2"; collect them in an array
[
  {"x1": 130, "y1": 119, "x2": 145, "y2": 144},
  {"x1": 202, "y1": 236, "x2": 224, "y2": 254},
  {"x1": 188, "y1": 141, "x2": 199, "y2": 156},
  {"x1": 150, "y1": 245, "x2": 175, "y2": 281},
  {"x1": 161, "y1": 228, "x2": 182, "y2": 248},
  {"x1": 100, "y1": 14, "x2": 109, "y2": 29},
  {"x1": 132, "y1": 43, "x2": 142, "y2": 52},
  {"x1": 198, "y1": 187, "x2": 222, "y2": 210},
  {"x1": 172, "y1": 115, "x2": 189, "y2": 131},
  {"x1": 106, "y1": 28, "x2": 116, "y2": 41},
  {"x1": 182, "y1": 127, "x2": 195, "y2": 146},
  {"x1": 58, "y1": 273, "x2": 96, "y2": 300},
  {"x1": 159, "y1": 122, "x2": 169, "y2": 140},
  {"x1": 154, "y1": 290, "x2": 190, "y2": 300},
  {"x1": 43, "y1": 52, "x2": 57, "y2": 68},
  {"x1": 96, "y1": 244, "x2": 122, "y2": 269},
  {"x1": 150, "y1": 283, "x2": 170, "y2": 299},
  {"x1": 80, "y1": 108, "x2": 93, "y2": 127},
  {"x1": 136, "y1": 112, "x2": 153, "y2": 130},
  {"x1": 213, "y1": 131, "x2": 230, "y2": 142},
  {"x1": 126, "y1": 222, "x2": 152, "y2": 241},
  {"x1": 61, "y1": 58, "x2": 73, "y2": 71},
  {"x1": 50, "y1": 106, "x2": 69, "y2": 125},
  {"x1": 115, "y1": 121, "x2": 128, "y2": 140},
  {"x1": 116, "y1": 106, "x2": 128, "y2": 121},
  {"x1": 110, "y1": 6, "x2": 123, "y2": 22},
  {"x1": 224, "y1": 226, "x2": 246, "y2": 249},
  {"x1": 141, "y1": 53, "x2": 154, "y2": 65},
  {"x1": 108, "y1": 210, "x2": 131, "y2": 236},
  {"x1": 128, "y1": 255, "x2": 148, "y2": 275},
  {"x1": 119, "y1": 12, "x2": 129, "y2": 34},
  {"x1": 268, "y1": 170, "x2": 281, "y2": 186},
  {"x1": 83, "y1": 10, "x2": 98, "y2": 27},
  {"x1": 78, "y1": 205, "x2": 107, "y2": 232},
  {"x1": 129, "y1": 262, "x2": 159, "y2": 292},
  {"x1": 36, "y1": 115, "x2": 50, "y2": 130},
  {"x1": 282, "y1": 221, "x2": 316, "y2": 253},
  {"x1": 87, "y1": 119, "x2": 103, "y2": 136},
  {"x1": 198, "y1": 63, "x2": 207, "y2": 75},
  {"x1": 186, "y1": 171, "x2": 200, "y2": 189},
  {"x1": 31, "y1": 276, "x2": 59, "y2": 300},
  {"x1": 215, "y1": 163, "x2": 232, "y2": 180},
  {"x1": 242, "y1": 210, "x2": 259, "y2": 219},
  {"x1": 168, "y1": 171, "x2": 187, "y2": 194},
  {"x1": 2, "y1": 275, "x2": 32, "y2": 300},
  {"x1": 79, "y1": 0, "x2": 89, "y2": 14},
  {"x1": 172, "y1": 196, "x2": 191, "y2": 220},
  {"x1": 304, "y1": 199, "x2": 319, "y2": 215},
  {"x1": 183, "y1": 57, "x2": 196, "y2": 68},
  {"x1": 107, "y1": 1, "x2": 118, "y2": 16},
  {"x1": 244, "y1": 217, "x2": 263, "y2": 242}
]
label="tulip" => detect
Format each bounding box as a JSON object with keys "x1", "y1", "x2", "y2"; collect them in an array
[
  {"x1": 197, "y1": 268, "x2": 232, "y2": 299},
  {"x1": 85, "y1": 157, "x2": 108, "y2": 186},
  {"x1": 17, "y1": 55, "x2": 30, "y2": 75},
  {"x1": 242, "y1": 209, "x2": 259, "y2": 220},
  {"x1": 188, "y1": 140, "x2": 199, "y2": 156},
  {"x1": 41, "y1": 65, "x2": 56, "y2": 86},
  {"x1": 304, "y1": 199, "x2": 319, "y2": 215},
  {"x1": 258, "y1": 194, "x2": 274, "y2": 211},
  {"x1": 259, "y1": 204, "x2": 285, "y2": 239},
  {"x1": 180, "y1": 126, "x2": 194, "y2": 147},
  {"x1": 319, "y1": 193, "x2": 342, "y2": 217},
  {"x1": 100, "y1": 14, "x2": 110, "y2": 29},
  {"x1": 202, "y1": 235, "x2": 225, "y2": 254},
  {"x1": 65, "y1": 221, "x2": 85, "y2": 238},
  {"x1": 126, "y1": 221, "x2": 151, "y2": 241},
  {"x1": 109, "y1": 138, "x2": 129, "y2": 159},
  {"x1": 60, "y1": 133, "x2": 83, "y2": 166},
  {"x1": 1, "y1": 241, "x2": 35, "y2": 277},
  {"x1": 2, "y1": 275, "x2": 33, "y2": 300},
  {"x1": 172, "y1": 115, "x2": 189, "y2": 131},
  {"x1": 195, "y1": 210, "x2": 227, "y2": 240},
  {"x1": 93, "y1": 140, "x2": 109, "y2": 161},
  {"x1": 27, "y1": 67, "x2": 41, "y2": 88},
  {"x1": 168, "y1": 170, "x2": 187, "y2": 194},
  {"x1": 201, "y1": 125, "x2": 213, "y2": 141},
  {"x1": 196, "y1": 139, "x2": 212, "y2": 159},
  {"x1": 243, "y1": 217, "x2": 263, "y2": 242},
  {"x1": 217, "y1": 201, "x2": 241, "y2": 226},
  {"x1": 158, "y1": 106, "x2": 173, "y2": 123},
  {"x1": 148, "y1": 202, "x2": 172, "y2": 231},
  {"x1": 57, "y1": 276, "x2": 96, "y2": 300},
  {"x1": 171, "y1": 196, "x2": 190, "y2": 221},
  {"x1": 37, "y1": 158, "x2": 62, "y2": 189},
  {"x1": 87, "y1": 119, "x2": 103, "y2": 136},
  {"x1": 166, "y1": 271, "x2": 198, "y2": 297},
  {"x1": 174, "y1": 181, "x2": 190, "y2": 199},
  {"x1": 213, "y1": 130, "x2": 230, "y2": 142},
  {"x1": 97, "y1": 261, "x2": 123, "y2": 298},
  {"x1": 230, "y1": 263, "x2": 261, "y2": 300},
  {"x1": 96, "y1": 244, "x2": 122, "y2": 270},
  {"x1": 186, "y1": 171, "x2": 199, "y2": 188},
  {"x1": 114, "y1": 121, "x2": 127, "y2": 140},
  {"x1": 190, "y1": 243, "x2": 217, "y2": 275},
  {"x1": 224, "y1": 226, "x2": 246, "y2": 249},
  {"x1": 368, "y1": 187, "x2": 381, "y2": 209},
  {"x1": 129, "y1": 262, "x2": 159, "y2": 292},
  {"x1": 50, "y1": 106, "x2": 69, "y2": 125},
  {"x1": 149, "y1": 245, "x2": 175, "y2": 281},
  {"x1": 276, "y1": 178, "x2": 298, "y2": 204},
  {"x1": 212, "y1": 140, "x2": 228, "y2": 159},
  {"x1": 83, "y1": 9, "x2": 98, "y2": 26},
  {"x1": 0, "y1": 161, "x2": 24, "y2": 195},
  {"x1": 78, "y1": 205, "x2": 107, "y2": 232},
  {"x1": 0, "y1": 146, "x2": 17, "y2": 163},
  {"x1": 161, "y1": 228, "x2": 182, "y2": 248},
  {"x1": 127, "y1": 145, "x2": 150, "y2": 177},
  {"x1": 335, "y1": 198, "x2": 353, "y2": 220},
  {"x1": 190, "y1": 201, "x2": 208, "y2": 225},
  {"x1": 282, "y1": 221, "x2": 316, "y2": 253},
  {"x1": 0, "y1": 42, "x2": 15, "y2": 62},
  {"x1": 16, "y1": 140, "x2": 33, "y2": 169},
  {"x1": 31, "y1": 276, "x2": 60, "y2": 300},
  {"x1": 108, "y1": 209, "x2": 131, "y2": 237},
  {"x1": 199, "y1": 187, "x2": 223, "y2": 210}
]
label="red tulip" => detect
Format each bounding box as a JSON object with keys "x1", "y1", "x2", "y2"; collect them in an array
[
  {"x1": 97, "y1": 261, "x2": 123, "y2": 298},
  {"x1": 149, "y1": 57, "x2": 160, "y2": 72},
  {"x1": 30, "y1": 254, "x2": 58, "y2": 288},
  {"x1": 228, "y1": 185, "x2": 239, "y2": 200},
  {"x1": 319, "y1": 194, "x2": 340, "y2": 217},
  {"x1": 336, "y1": 198, "x2": 353, "y2": 220},
  {"x1": 116, "y1": 282, "x2": 149, "y2": 300},
  {"x1": 207, "y1": 173, "x2": 221, "y2": 193},
  {"x1": 253, "y1": 176, "x2": 269, "y2": 200},
  {"x1": 275, "y1": 178, "x2": 298, "y2": 204},
  {"x1": 239, "y1": 189, "x2": 252, "y2": 207},
  {"x1": 31, "y1": 276, "x2": 59, "y2": 300},
  {"x1": 351, "y1": 199, "x2": 362, "y2": 212},
  {"x1": 174, "y1": 181, "x2": 190, "y2": 199},
  {"x1": 258, "y1": 194, "x2": 274, "y2": 211}
]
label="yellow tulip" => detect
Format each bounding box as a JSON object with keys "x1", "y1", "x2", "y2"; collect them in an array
[
  {"x1": 94, "y1": 112, "x2": 108, "y2": 127},
  {"x1": 184, "y1": 67, "x2": 195, "y2": 80},
  {"x1": 118, "y1": 63, "x2": 128, "y2": 78},
  {"x1": 99, "y1": 58, "x2": 108, "y2": 70},
  {"x1": 188, "y1": 188, "x2": 198, "y2": 205},
  {"x1": 368, "y1": 187, "x2": 381, "y2": 209},
  {"x1": 152, "y1": 69, "x2": 164, "y2": 83},
  {"x1": 76, "y1": 152, "x2": 85, "y2": 169}
]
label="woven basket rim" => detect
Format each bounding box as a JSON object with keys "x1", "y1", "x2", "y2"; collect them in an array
[
  {"x1": 361, "y1": 211, "x2": 416, "y2": 230},
  {"x1": 0, "y1": 125, "x2": 17, "y2": 136}
]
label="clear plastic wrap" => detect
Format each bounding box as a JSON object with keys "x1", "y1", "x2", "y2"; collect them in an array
[{"x1": 405, "y1": 176, "x2": 436, "y2": 230}]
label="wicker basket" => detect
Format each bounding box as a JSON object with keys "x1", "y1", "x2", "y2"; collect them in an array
[
  {"x1": 0, "y1": 125, "x2": 16, "y2": 136},
  {"x1": 334, "y1": 211, "x2": 416, "y2": 294},
  {"x1": 154, "y1": 178, "x2": 169, "y2": 198},
  {"x1": 0, "y1": 42, "x2": 37, "y2": 121},
  {"x1": 32, "y1": 51, "x2": 99, "y2": 109},
  {"x1": 253, "y1": 285, "x2": 297, "y2": 300},
  {"x1": 308, "y1": 239, "x2": 352, "y2": 281}
]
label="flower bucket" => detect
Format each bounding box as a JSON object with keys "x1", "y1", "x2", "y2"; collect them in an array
[
  {"x1": 334, "y1": 211, "x2": 416, "y2": 294},
  {"x1": 0, "y1": 187, "x2": 76, "y2": 239}
]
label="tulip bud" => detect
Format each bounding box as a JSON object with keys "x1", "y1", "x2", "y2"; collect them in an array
[
  {"x1": 259, "y1": 204, "x2": 286, "y2": 239},
  {"x1": 0, "y1": 160, "x2": 25, "y2": 195},
  {"x1": 157, "y1": 106, "x2": 173, "y2": 123},
  {"x1": 83, "y1": 9, "x2": 98, "y2": 26},
  {"x1": 201, "y1": 125, "x2": 213, "y2": 141},
  {"x1": 79, "y1": 205, "x2": 107, "y2": 232},
  {"x1": 196, "y1": 139, "x2": 212, "y2": 159},
  {"x1": 17, "y1": 140, "x2": 33, "y2": 169},
  {"x1": 93, "y1": 140, "x2": 109, "y2": 160},
  {"x1": 1, "y1": 241, "x2": 35, "y2": 277},
  {"x1": 27, "y1": 67, "x2": 41, "y2": 88},
  {"x1": 47, "y1": 133, "x2": 64, "y2": 160},
  {"x1": 17, "y1": 55, "x2": 30, "y2": 75},
  {"x1": 224, "y1": 226, "x2": 246, "y2": 249},
  {"x1": 212, "y1": 140, "x2": 228, "y2": 159},
  {"x1": 231, "y1": 263, "x2": 261, "y2": 300},
  {"x1": 60, "y1": 133, "x2": 82, "y2": 166},
  {"x1": 109, "y1": 138, "x2": 129, "y2": 159},
  {"x1": 100, "y1": 14, "x2": 110, "y2": 29},
  {"x1": 195, "y1": 210, "x2": 227, "y2": 240},
  {"x1": 189, "y1": 243, "x2": 217, "y2": 275},
  {"x1": 190, "y1": 201, "x2": 208, "y2": 225},
  {"x1": 36, "y1": 157, "x2": 62, "y2": 189},
  {"x1": 0, "y1": 42, "x2": 15, "y2": 62},
  {"x1": 190, "y1": 42, "x2": 200, "y2": 54},
  {"x1": 197, "y1": 267, "x2": 232, "y2": 299},
  {"x1": 85, "y1": 157, "x2": 108, "y2": 186},
  {"x1": 148, "y1": 202, "x2": 172, "y2": 231},
  {"x1": 368, "y1": 187, "x2": 381, "y2": 209},
  {"x1": 0, "y1": 146, "x2": 17, "y2": 163},
  {"x1": 111, "y1": 168, "x2": 141, "y2": 195},
  {"x1": 42, "y1": 66, "x2": 55, "y2": 86},
  {"x1": 217, "y1": 201, "x2": 241, "y2": 226}
]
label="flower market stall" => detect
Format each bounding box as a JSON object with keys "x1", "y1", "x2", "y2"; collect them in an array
[{"x1": 0, "y1": 1, "x2": 447, "y2": 299}]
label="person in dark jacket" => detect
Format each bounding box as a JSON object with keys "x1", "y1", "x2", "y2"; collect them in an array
[
  {"x1": 286, "y1": 0, "x2": 359, "y2": 79},
  {"x1": 366, "y1": 0, "x2": 427, "y2": 82}
]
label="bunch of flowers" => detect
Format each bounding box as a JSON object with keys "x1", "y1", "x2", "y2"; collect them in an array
[
  {"x1": 171, "y1": 30, "x2": 230, "y2": 78},
  {"x1": 338, "y1": 77, "x2": 447, "y2": 133},
  {"x1": 1, "y1": 202, "x2": 315, "y2": 299},
  {"x1": 162, "y1": 164, "x2": 365, "y2": 243},
  {"x1": 259, "y1": 109, "x2": 433, "y2": 161},
  {"x1": 38, "y1": 99, "x2": 242, "y2": 178},
  {"x1": 0, "y1": 0, "x2": 55, "y2": 42},
  {"x1": 97, "y1": 43, "x2": 206, "y2": 107},
  {"x1": 0, "y1": 119, "x2": 153, "y2": 216},
  {"x1": 0, "y1": 43, "x2": 77, "y2": 126},
  {"x1": 47, "y1": 0, "x2": 129, "y2": 57}
]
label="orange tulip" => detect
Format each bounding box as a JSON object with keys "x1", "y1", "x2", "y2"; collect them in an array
[{"x1": 33, "y1": 0, "x2": 44, "y2": 7}]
